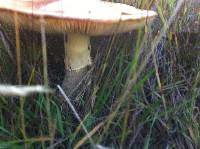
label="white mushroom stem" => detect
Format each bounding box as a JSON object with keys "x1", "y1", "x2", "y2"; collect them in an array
[{"x1": 65, "y1": 33, "x2": 92, "y2": 71}]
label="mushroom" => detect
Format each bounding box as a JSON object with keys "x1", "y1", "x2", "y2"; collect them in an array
[{"x1": 0, "y1": 0, "x2": 157, "y2": 96}]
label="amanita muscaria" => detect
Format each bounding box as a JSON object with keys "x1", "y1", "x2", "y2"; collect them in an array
[{"x1": 0, "y1": 0, "x2": 157, "y2": 96}]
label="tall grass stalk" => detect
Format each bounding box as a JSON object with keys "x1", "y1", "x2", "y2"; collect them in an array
[
  {"x1": 14, "y1": 12, "x2": 27, "y2": 148},
  {"x1": 40, "y1": 17, "x2": 53, "y2": 145}
]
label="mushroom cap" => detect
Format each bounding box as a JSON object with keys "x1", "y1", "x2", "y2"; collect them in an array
[{"x1": 0, "y1": 0, "x2": 157, "y2": 36}]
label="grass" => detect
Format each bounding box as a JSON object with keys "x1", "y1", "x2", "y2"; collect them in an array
[{"x1": 0, "y1": 0, "x2": 200, "y2": 148}]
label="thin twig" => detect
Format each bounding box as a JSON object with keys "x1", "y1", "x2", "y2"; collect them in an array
[
  {"x1": 57, "y1": 85, "x2": 97, "y2": 148},
  {"x1": 57, "y1": 85, "x2": 112, "y2": 149}
]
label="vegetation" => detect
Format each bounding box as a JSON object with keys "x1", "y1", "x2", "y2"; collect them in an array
[{"x1": 0, "y1": 0, "x2": 199, "y2": 148}]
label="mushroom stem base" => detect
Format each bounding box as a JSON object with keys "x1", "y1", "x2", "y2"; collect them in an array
[{"x1": 61, "y1": 66, "x2": 91, "y2": 98}]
